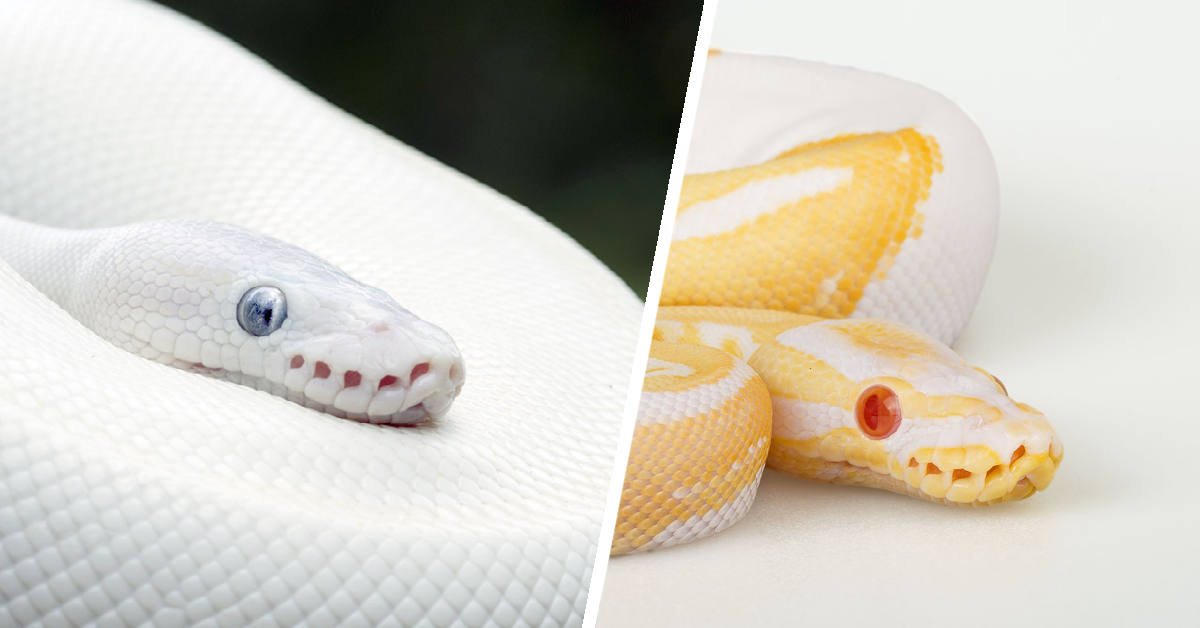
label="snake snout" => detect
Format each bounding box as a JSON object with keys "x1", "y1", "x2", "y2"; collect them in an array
[
  {"x1": 396, "y1": 354, "x2": 465, "y2": 421},
  {"x1": 297, "y1": 318, "x2": 464, "y2": 425},
  {"x1": 946, "y1": 440, "x2": 1061, "y2": 505},
  {"x1": 267, "y1": 304, "x2": 466, "y2": 425},
  {"x1": 344, "y1": 345, "x2": 464, "y2": 424},
  {"x1": 277, "y1": 344, "x2": 463, "y2": 425}
]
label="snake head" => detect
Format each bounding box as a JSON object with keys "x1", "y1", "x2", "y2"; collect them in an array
[
  {"x1": 89, "y1": 220, "x2": 465, "y2": 426},
  {"x1": 750, "y1": 318, "x2": 1063, "y2": 505}
]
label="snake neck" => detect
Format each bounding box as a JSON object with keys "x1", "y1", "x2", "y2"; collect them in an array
[{"x1": 0, "y1": 214, "x2": 113, "y2": 308}]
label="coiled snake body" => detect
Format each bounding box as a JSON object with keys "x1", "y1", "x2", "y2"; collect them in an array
[
  {"x1": 612, "y1": 52, "x2": 1064, "y2": 555},
  {"x1": 0, "y1": 1, "x2": 638, "y2": 626}
]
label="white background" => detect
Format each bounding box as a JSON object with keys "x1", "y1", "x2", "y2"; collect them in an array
[{"x1": 596, "y1": 1, "x2": 1200, "y2": 625}]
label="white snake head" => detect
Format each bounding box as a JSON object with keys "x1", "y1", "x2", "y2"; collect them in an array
[
  {"x1": 752, "y1": 319, "x2": 1063, "y2": 505},
  {"x1": 79, "y1": 220, "x2": 465, "y2": 425}
]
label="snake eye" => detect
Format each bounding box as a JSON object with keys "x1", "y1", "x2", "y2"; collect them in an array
[
  {"x1": 237, "y1": 286, "x2": 287, "y2": 336},
  {"x1": 856, "y1": 384, "x2": 902, "y2": 439}
]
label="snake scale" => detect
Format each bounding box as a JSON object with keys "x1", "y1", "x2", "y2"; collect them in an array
[
  {"x1": 0, "y1": 0, "x2": 640, "y2": 626},
  {"x1": 611, "y1": 52, "x2": 1063, "y2": 555}
]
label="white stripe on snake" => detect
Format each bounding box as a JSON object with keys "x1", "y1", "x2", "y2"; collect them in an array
[{"x1": 612, "y1": 51, "x2": 1063, "y2": 555}]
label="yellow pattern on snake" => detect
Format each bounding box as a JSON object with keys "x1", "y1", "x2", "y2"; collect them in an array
[
  {"x1": 664, "y1": 130, "x2": 940, "y2": 317},
  {"x1": 612, "y1": 57, "x2": 1063, "y2": 554}
]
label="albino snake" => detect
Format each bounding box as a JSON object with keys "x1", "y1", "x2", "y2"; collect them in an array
[
  {"x1": 0, "y1": 217, "x2": 466, "y2": 426},
  {"x1": 612, "y1": 52, "x2": 1063, "y2": 555},
  {"x1": 0, "y1": 0, "x2": 639, "y2": 625}
]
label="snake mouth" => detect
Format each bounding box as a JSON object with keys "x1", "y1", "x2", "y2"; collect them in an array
[
  {"x1": 276, "y1": 354, "x2": 465, "y2": 426},
  {"x1": 897, "y1": 443, "x2": 1062, "y2": 506}
]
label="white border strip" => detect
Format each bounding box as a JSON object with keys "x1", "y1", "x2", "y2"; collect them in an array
[{"x1": 581, "y1": 1, "x2": 720, "y2": 625}]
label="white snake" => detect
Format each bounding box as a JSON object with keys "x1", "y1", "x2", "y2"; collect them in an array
[
  {"x1": 0, "y1": 0, "x2": 638, "y2": 626},
  {"x1": 0, "y1": 218, "x2": 465, "y2": 426},
  {"x1": 612, "y1": 52, "x2": 1063, "y2": 554}
]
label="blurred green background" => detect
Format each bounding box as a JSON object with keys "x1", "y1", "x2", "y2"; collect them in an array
[{"x1": 150, "y1": 1, "x2": 703, "y2": 298}]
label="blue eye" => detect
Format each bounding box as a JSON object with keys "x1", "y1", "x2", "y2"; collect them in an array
[{"x1": 237, "y1": 286, "x2": 287, "y2": 336}]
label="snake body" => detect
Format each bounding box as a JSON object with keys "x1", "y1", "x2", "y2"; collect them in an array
[
  {"x1": 612, "y1": 52, "x2": 1063, "y2": 555},
  {"x1": 0, "y1": 1, "x2": 639, "y2": 625}
]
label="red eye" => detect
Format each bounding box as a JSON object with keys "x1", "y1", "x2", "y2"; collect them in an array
[{"x1": 856, "y1": 385, "x2": 902, "y2": 439}]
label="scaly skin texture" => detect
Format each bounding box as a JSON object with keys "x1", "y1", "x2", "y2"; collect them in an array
[
  {"x1": 0, "y1": 216, "x2": 465, "y2": 425},
  {"x1": 0, "y1": 0, "x2": 639, "y2": 624},
  {"x1": 612, "y1": 342, "x2": 771, "y2": 555},
  {"x1": 614, "y1": 53, "x2": 1060, "y2": 554},
  {"x1": 665, "y1": 129, "x2": 940, "y2": 318}
]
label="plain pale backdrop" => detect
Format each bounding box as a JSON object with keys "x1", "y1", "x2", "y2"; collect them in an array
[{"x1": 596, "y1": 1, "x2": 1200, "y2": 625}]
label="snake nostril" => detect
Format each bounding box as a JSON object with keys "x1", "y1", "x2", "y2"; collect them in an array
[
  {"x1": 344, "y1": 371, "x2": 362, "y2": 387},
  {"x1": 379, "y1": 375, "x2": 399, "y2": 389},
  {"x1": 290, "y1": 355, "x2": 304, "y2": 369},
  {"x1": 410, "y1": 363, "x2": 430, "y2": 382},
  {"x1": 313, "y1": 361, "x2": 331, "y2": 379}
]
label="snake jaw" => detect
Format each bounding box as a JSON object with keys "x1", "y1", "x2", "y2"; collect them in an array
[
  {"x1": 884, "y1": 404, "x2": 1063, "y2": 506},
  {"x1": 897, "y1": 444, "x2": 1062, "y2": 506},
  {"x1": 266, "y1": 319, "x2": 465, "y2": 426}
]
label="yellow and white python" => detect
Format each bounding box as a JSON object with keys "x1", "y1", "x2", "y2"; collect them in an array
[{"x1": 612, "y1": 52, "x2": 1063, "y2": 555}]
